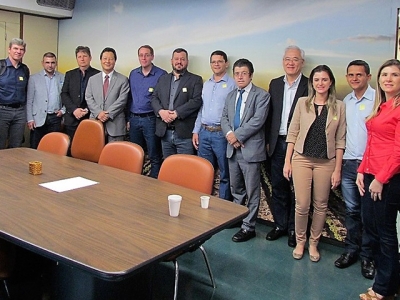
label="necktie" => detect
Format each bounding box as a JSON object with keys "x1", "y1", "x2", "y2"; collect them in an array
[
  {"x1": 234, "y1": 90, "x2": 244, "y2": 130},
  {"x1": 103, "y1": 75, "x2": 109, "y2": 99}
]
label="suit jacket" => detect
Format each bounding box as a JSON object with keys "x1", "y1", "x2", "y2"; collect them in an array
[
  {"x1": 266, "y1": 74, "x2": 308, "y2": 157},
  {"x1": 151, "y1": 71, "x2": 203, "y2": 139},
  {"x1": 221, "y1": 84, "x2": 270, "y2": 163},
  {"x1": 26, "y1": 70, "x2": 65, "y2": 127},
  {"x1": 61, "y1": 66, "x2": 100, "y2": 127},
  {"x1": 286, "y1": 97, "x2": 346, "y2": 159},
  {"x1": 85, "y1": 71, "x2": 130, "y2": 137}
]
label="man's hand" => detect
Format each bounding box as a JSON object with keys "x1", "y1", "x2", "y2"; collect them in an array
[
  {"x1": 27, "y1": 121, "x2": 35, "y2": 130},
  {"x1": 97, "y1": 111, "x2": 109, "y2": 123},
  {"x1": 73, "y1": 108, "x2": 88, "y2": 120},
  {"x1": 192, "y1": 133, "x2": 199, "y2": 150}
]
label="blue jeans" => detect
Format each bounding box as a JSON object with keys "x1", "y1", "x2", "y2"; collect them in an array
[
  {"x1": 161, "y1": 129, "x2": 194, "y2": 158},
  {"x1": 198, "y1": 127, "x2": 230, "y2": 200},
  {"x1": 129, "y1": 114, "x2": 162, "y2": 178},
  {"x1": 362, "y1": 173, "x2": 400, "y2": 296},
  {"x1": 270, "y1": 136, "x2": 295, "y2": 232},
  {"x1": 341, "y1": 159, "x2": 372, "y2": 260},
  {"x1": 0, "y1": 105, "x2": 26, "y2": 149},
  {"x1": 30, "y1": 114, "x2": 62, "y2": 149}
]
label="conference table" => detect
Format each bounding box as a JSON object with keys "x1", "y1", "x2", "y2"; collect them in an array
[{"x1": 0, "y1": 148, "x2": 248, "y2": 298}]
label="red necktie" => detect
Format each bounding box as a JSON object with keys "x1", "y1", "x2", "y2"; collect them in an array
[{"x1": 103, "y1": 75, "x2": 109, "y2": 98}]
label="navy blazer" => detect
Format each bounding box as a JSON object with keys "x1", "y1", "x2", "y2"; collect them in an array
[
  {"x1": 265, "y1": 74, "x2": 308, "y2": 157},
  {"x1": 61, "y1": 66, "x2": 100, "y2": 127},
  {"x1": 151, "y1": 71, "x2": 203, "y2": 139}
]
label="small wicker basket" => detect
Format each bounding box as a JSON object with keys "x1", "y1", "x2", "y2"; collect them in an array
[{"x1": 29, "y1": 161, "x2": 42, "y2": 175}]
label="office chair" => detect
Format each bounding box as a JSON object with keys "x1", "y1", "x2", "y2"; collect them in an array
[{"x1": 37, "y1": 132, "x2": 70, "y2": 156}]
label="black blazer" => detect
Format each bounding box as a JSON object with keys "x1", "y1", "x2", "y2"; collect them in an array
[
  {"x1": 151, "y1": 71, "x2": 203, "y2": 139},
  {"x1": 266, "y1": 74, "x2": 308, "y2": 157},
  {"x1": 61, "y1": 66, "x2": 100, "y2": 127}
]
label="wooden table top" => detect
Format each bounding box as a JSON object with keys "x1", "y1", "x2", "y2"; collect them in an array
[{"x1": 0, "y1": 148, "x2": 248, "y2": 280}]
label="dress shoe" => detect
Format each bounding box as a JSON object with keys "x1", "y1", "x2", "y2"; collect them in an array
[
  {"x1": 309, "y1": 246, "x2": 320, "y2": 262},
  {"x1": 292, "y1": 245, "x2": 304, "y2": 260},
  {"x1": 266, "y1": 227, "x2": 285, "y2": 241},
  {"x1": 334, "y1": 252, "x2": 358, "y2": 269},
  {"x1": 361, "y1": 260, "x2": 375, "y2": 280},
  {"x1": 288, "y1": 230, "x2": 296, "y2": 247},
  {"x1": 232, "y1": 229, "x2": 256, "y2": 242}
]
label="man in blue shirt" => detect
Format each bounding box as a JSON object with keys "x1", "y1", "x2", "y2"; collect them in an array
[
  {"x1": 0, "y1": 38, "x2": 30, "y2": 149},
  {"x1": 128, "y1": 45, "x2": 166, "y2": 178},
  {"x1": 192, "y1": 50, "x2": 236, "y2": 200},
  {"x1": 334, "y1": 60, "x2": 375, "y2": 280}
]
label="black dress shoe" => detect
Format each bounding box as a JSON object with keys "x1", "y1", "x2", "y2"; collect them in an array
[
  {"x1": 288, "y1": 230, "x2": 296, "y2": 247},
  {"x1": 334, "y1": 252, "x2": 358, "y2": 268},
  {"x1": 361, "y1": 260, "x2": 375, "y2": 279},
  {"x1": 266, "y1": 227, "x2": 285, "y2": 241},
  {"x1": 232, "y1": 229, "x2": 256, "y2": 242}
]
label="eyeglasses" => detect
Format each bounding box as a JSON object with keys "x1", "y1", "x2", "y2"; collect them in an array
[
  {"x1": 234, "y1": 71, "x2": 250, "y2": 77},
  {"x1": 211, "y1": 60, "x2": 225, "y2": 65},
  {"x1": 283, "y1": 57, "x2": 302, "y2": 63}
]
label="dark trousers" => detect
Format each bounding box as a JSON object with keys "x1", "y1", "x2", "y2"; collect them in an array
[
  {"x1": 30, "y1": 114, "x2": 62, "y2": 149},
  {"x1": 362, "y1": 173, "x2": 400, "y2": 296},
  {"x1": 341, "y1": 159, "x2": 372, "y2": 260},
  {"x1": 270, "y1": 136, "x2": 295, "y2": 232}
]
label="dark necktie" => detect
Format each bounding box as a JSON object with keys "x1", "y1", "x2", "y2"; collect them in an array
[
  {"x1": 234, "y1": 90, "x2": 244, "y2": 130},
  {"x1": 103, "y1": 75, "x2": 109, "y2": 99}
]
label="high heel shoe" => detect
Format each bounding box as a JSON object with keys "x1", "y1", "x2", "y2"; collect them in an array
[
  {"x1": 309, "y1": 246, "x2": 320, "y2": 262},
  {"x1": 292, "y1": 245, "x2": 304, "y2": 260}
]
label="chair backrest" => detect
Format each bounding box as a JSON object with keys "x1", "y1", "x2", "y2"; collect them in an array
[
  {"x1": 98, "y1": 141, "x2": 144, "y2": 174},
  {"x1": 158, "y1": 154, "x2": 214, "y2": 194},
  {"x1": 71, "y1": 119, "x2": 105, "y2": 163},
  {"x1": 37, "y1": 132, "x2": 70, "y2": 156}
]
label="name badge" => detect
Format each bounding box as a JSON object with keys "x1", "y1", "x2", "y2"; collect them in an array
[
  {"x1": 19, "y1": 77, "x2": 24, "y2": 81},
  {"x1": 182, "y1": 87, "x2": 187, "y2": 93},
  {"x1": 359, "y1": 104, "x2": 365, "y2": 111},
  {"x1": 148, "y1": 87, "x2": 154, "y2": 92},
  {"x1": 222, "y1": 83, "x2": 227, "y2": 88},
  {"x1": 333, "y1": 116, "x2": 338, "y2": 121}
]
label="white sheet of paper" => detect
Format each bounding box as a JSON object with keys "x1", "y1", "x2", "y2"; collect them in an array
[{"x1": 39, "y1": 176, "x2": 98, "y2": 193}]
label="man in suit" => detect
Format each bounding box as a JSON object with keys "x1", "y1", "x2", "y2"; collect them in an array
[
  {"x1": 265, "y1": 45, "x2": 308, "y2": 247},
  {"x1": 221, "y1": 58, "x2": 270, "y2": 242},
  {"x1": 27, "y1": 52, "x2": 65, "y2": 149},
  {"x1": 151, "y1": 48, "x2": 203, "y2": 158},
  {"x1": 86, "y1": 47, "x2": 129, "y2": 142},
  {"x1": 128, "y1": 45, "x2": 166, "y2": 178},
  {"x1": 61, "y1": 46, "x2": 100, "y2": 148}
]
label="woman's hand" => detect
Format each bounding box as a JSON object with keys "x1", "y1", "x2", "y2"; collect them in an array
[
  {"x1": 356, "y1": 173, "x2": 365, "y2": 196},
  {"x1": 283, "y1": 162, "x2": 292, "y2": 181},
  {"x1": 369, "y1": 179, "x2": 383, "y2": 201},
  {"x1": 331, "y1": 170, "x2": 341, "y2": 189}
]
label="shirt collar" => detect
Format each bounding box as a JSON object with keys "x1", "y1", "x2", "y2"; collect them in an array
[
  {"x1": 103, "y1": 70, "x2": 114, "y2": 79},
  {"x1": 350, "y1": 85, "x2": 375, "y2": 102},
  {"x1": 209, "y1": 72, "x2": 229, "y2": 83},
  {"x1": 283, "y1": 73, "x2": 302, "y2": 87}
]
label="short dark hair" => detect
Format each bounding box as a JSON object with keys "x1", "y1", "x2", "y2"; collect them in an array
[
  {"x1": 233, "y1": 58, "x2": 254, "y2": 75},
  {"x1": 172, "y1": 48, "x2": 188, "y2": 59},
  {"x1": 138, "y1": 45, "x2": 154, "y2": 56},
  {"x1": 347, "y1": 60, "x2": 371, "y2": 75},
  {"x1": 100, "y1": 47, "x2": 117, "y2": 61},
  {"x1": 43, "y1": 52, "x2": 56, "y2": 60},
  {"x1": 75, "y1": 46, "x2": 91, "y2": 57},
  {"x1": 210, "y1": 50, "x2": 228, "y2": 63}
]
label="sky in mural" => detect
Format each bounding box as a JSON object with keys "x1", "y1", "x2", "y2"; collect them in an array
[{"x1": 58, "y1": 0, "x2": 399, "y2": 97}]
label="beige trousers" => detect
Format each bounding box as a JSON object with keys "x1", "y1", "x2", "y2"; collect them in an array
[{"x1": 291, "y1": 152, "x2": 336, "y2": 246}]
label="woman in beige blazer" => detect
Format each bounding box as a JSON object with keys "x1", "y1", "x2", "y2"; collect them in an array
[{"x1": 283, "y1": 65, "x2": 346, "y2": 262}]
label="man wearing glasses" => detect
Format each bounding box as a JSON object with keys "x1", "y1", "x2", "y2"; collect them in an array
[
  {"x1": 128, "y1": 45, "x2": 166, "y2": 178},
  {"x1": 265, "y1": 45, "x2": 308, "y2": 247},
  {"x1": 221, "y1": 58, "x2": 270, "y2": 242},
  {"x1": 192, "y1": 50, "x2": 236, "y2": 200}
]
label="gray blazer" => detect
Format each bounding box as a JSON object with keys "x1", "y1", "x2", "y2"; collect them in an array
[
  {"x1": 85, "y1": 71, "x2": 130, "y2": 137},
  {"x1": 26, "y1": 70, "x2": 65, "y2": 127},
  {"x1": 221, "y1": 84, "x2": 270, "y2": 162}
]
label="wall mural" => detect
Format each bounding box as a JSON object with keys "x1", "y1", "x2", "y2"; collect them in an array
[{"x1": 58, "y1": 0, "x2": 400, "y2": 242}]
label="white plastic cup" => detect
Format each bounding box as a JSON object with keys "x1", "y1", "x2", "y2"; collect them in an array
[
  {"x1": 200, "y1": 196, "x2": 210, "y2": 209},
  {"x1": 168, "y1": 195, "x2": 182, "y2": 217}
]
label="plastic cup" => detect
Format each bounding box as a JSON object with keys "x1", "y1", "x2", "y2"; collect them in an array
[
  {"x1": 200, "y1": 196, "x2": 210, "y2": 209},
  {"x1": 168, "y1": 195, "x2": 182, "y2": 217}
]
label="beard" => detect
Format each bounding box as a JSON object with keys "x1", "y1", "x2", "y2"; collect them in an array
[{"x1": 172, "y1": 64, "x2": 187, "y2": 74}]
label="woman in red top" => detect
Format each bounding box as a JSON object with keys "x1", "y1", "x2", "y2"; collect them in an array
[{"x1": 357, "y1": 59, "x2": 400, "y2": 300}]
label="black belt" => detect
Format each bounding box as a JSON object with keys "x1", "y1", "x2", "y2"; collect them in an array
[
  {"x1": 166, "y1": 125, "x2": 175, "y2": 130},
  {"x1": 0, "y1": 103, "x2": 25, "y2": 108},
  {"x1": 278, "y1": 135, "x2": 287, "y2": 139},
  {"x1": 131, "y1": 112, "x2": 155, "y2": 117},
  {"x1": 344, "y1": 159, "x2": 362, "y2": 164}
]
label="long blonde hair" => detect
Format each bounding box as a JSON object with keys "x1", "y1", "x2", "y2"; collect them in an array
[
  {"x1": 305, "y1": 65, "x2": 337, "y2": 114},
  {"x1": 367, "y1": 59, "x2": 400, "y2": 120}
]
